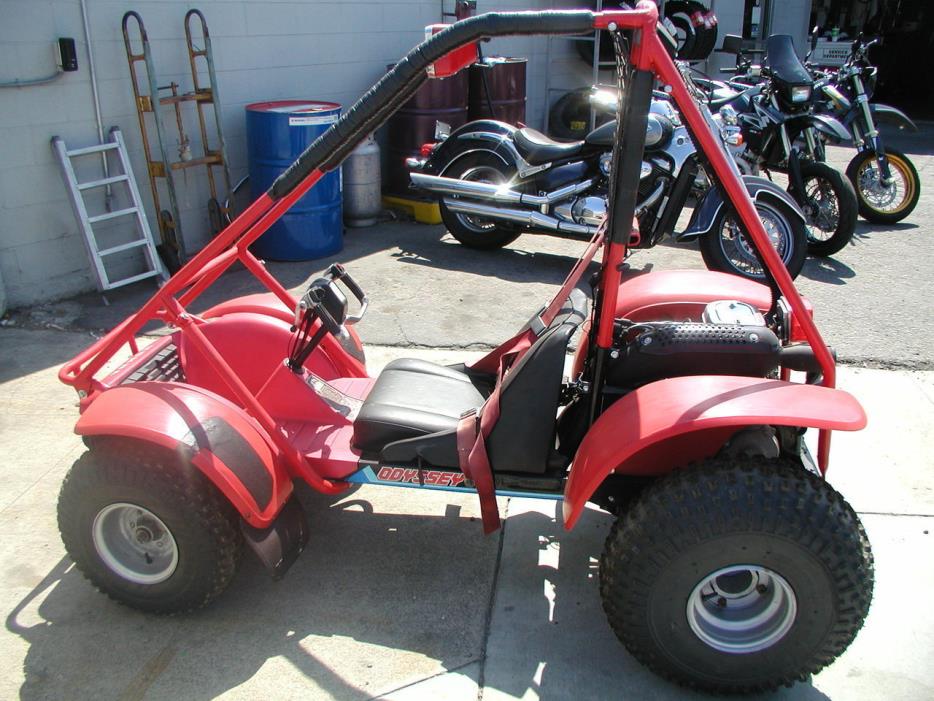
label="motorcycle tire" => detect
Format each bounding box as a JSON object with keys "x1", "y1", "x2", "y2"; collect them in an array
[
  {"x1": 845, "y1": 148, "x2": 920, "y2": 224},
  {"x1": 699, "y1": 197, "x2": 807, "y2": 282},
  {"x1": 439, "y1": 152, "x2": 522, "y2": 250},
  {"x1": 796, "y1": 161, "x2": 858, "y2": 258}
]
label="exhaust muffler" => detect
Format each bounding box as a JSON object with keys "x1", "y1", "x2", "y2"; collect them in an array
[
  {"x1": 410, "y1": 172, "x2": 594, "y2": 209},
  {"x1": 441, "y1": 198, "x2": 598, "y2": 236}
]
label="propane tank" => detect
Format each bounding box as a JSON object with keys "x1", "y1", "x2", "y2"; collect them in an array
[{"x1": 342, "y1": 134, "x2": 381, "y2": 228}]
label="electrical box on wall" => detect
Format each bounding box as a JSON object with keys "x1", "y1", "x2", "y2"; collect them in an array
[{"x1": 56, "y1": 38, "x2": 78, "y2": 72}]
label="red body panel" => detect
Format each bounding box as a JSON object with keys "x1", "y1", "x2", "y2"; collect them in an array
[
  {"x1": 202, "y1": 293, "x2": 366, "y2": 376},
  {"x1": 75, "y1": 382, "x2": 292, "y2": 527},
  {"x1": 562, "y1": 375, "x2": 867, "y2": 529}
]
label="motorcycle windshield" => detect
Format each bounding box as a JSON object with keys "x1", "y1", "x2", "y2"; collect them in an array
[{"x1": 766, "y1": 34, "x2": 812, "y2": 88}]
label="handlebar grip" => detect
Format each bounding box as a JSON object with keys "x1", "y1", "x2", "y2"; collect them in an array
[{"x1": 269, "y1": 11, "x2": 595, "y2": 200}]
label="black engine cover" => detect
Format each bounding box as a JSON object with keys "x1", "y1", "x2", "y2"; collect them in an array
[{"x1": 606, "y1": 322, "x2": 781, "y2": 388}]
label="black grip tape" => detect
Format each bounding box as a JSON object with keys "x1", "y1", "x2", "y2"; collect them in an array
[{"x1": 269, "y1": 11, "x2": 595, "y2": 199}]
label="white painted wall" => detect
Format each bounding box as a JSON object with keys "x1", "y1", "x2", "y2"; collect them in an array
[{"x1": 0, "y1": 0, "x2": 807, "y2": 308}]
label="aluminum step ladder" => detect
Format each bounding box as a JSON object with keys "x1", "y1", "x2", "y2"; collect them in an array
[{"x1": 52, "y1": 127, "x2": 168, "y2": 292}]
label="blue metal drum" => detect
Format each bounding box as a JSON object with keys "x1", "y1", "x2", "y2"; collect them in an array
[{"x1": 246, "y1": 100, "x2": 342, "y2": 260}]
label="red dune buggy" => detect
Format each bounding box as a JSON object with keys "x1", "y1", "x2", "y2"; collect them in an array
[{"x1": 56, "y1": 4, "x2": 872, "y2": 693}]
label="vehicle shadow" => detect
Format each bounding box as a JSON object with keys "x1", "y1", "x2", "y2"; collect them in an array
[
  {"x1": 800, "y1": 254, "x2": 857, "y2": 285},
  {"x1": 7, "y1": 489, "x2": 832, "y2": 700}
]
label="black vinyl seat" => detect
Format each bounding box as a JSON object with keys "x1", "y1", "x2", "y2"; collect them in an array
[
  {"x1": 352, "y1": 359, "x2": 488, "y2": 453},
  {"x1": 513, "y1": 127, "x2": 585, "y2": 165},
  {"x1": 352, "y1": 289, "x2": 590, "y2": 471}
]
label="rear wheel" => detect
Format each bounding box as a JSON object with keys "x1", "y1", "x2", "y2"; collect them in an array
[
  {"x1": 58, "y1": 439, "x2": 243, "y2": 613},
  {"x1": 797, "y1": 161, "x2": 858, "y2": 257},
  {"x1": 439, "y1": 153, "x2": 522, "y2": 250},
  {"x1": 846, "y1": 148, "x2": 920, "y2": 224},
  {"x1": 699, "y1": 198, "x2": 807, "y2": 281},
  {"x1": 600, "y1": 457, "x2": 873, "y2": 694}
]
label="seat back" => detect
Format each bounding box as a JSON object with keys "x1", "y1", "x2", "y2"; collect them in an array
[{"x1": 486, "y1": 288, "x2": 588, "y2": 474}]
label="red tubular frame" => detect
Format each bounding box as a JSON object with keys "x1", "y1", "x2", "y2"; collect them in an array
[{"x1": 59, "y1": 2, "x2": 839, "y2": 493}]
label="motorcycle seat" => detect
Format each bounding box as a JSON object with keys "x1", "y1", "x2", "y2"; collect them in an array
[{"x1": 514, "y1": 127, "x2": 585, "y2": 165}]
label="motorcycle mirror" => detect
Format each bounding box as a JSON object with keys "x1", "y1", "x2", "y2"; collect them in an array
[{"x1": 719, "y1": 34, "x2": 744, "y2": 56}]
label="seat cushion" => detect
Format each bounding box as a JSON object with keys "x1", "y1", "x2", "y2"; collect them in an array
[
  {"x1": 352, "y1": 359, "x2": 487, "y2": 453},
  {"x1": 513, "y1": 127, "x2": 585, "y2": 165}
]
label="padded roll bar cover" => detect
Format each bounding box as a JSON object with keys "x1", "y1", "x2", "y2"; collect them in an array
[{"x1": 269, "y1": 11, "x2": 595, "y2": 199}]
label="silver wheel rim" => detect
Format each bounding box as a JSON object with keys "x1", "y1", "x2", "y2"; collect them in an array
[
  {"x1": 857, "y1": 158, "x2": 909, "y2": 213},
  {"x1": 452, "y1": 165, "x2": 510, "y2": 234},
  {"x1": 718, "y1": 202, "x2": 792, "y2": 279},
  {"x1": 686, "y1": 565, "x2": 797, "y2": 654},
  {"x1": 803, "y1": 177, "x2": 840, "y2": 243},
  {"x1": 92, "y1": 502, "x2": 179, "y2": 584}
]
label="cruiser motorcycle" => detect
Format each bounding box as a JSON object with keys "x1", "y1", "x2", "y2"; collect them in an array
[{"x1": 409, "y1": 81, "x2": 808, "y2": 281}]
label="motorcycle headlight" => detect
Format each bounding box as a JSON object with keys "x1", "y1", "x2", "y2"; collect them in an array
[
  {"x1": 790, "y1": 86, "x2": 812, "y2": 103},
  {"x1": 718, "y1": 105, "x2": 738, "y2": 126}
]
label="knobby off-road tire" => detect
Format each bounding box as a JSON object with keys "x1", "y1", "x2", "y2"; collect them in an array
[
  {"x1": 439, "y1": 152, "x2": 522, "y2": 250},
  {"x1": 846, "y1": 148, "x2": 920, "y2": 224},
  {"x1": 600, "y1": 457, "x2": 873, "y2": 694},
  {"x1": 798, "y1": 161, "x2": 858, "y2": 257},
  {"x1": 58, "y1": 439, "x2": 243, "y2": 613}
]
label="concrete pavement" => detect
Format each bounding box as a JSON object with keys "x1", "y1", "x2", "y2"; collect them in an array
[{"x1": 0, "y1": 328, "x2": 931, "y2": 700}]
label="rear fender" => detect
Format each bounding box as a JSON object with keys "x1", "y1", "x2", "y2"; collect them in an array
[
  {"x1": 421, "y1": 120, "x2": 518, "y2": 175},
  {"x1": 562, "y1": 375, "x2": 866, "y2": 529},
  {"x1": 679, "y1": 175, "x2": 805, "y2": 241},
  {"x1": 76, "y1": 382, "x2": 291, "y2": 527},
  {"x1": 868, "y1": 103, "x2": 918, "y2": 132}
]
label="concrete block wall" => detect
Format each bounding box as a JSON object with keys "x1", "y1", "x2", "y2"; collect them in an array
[
  {"x1": 0, "y1": 0, "x2": 567, "y2": 308},
  {"x1": 0, "y1": 0, "x2": 796, "y2": 308}
]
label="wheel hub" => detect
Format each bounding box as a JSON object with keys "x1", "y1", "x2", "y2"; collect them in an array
[
  {"x1": 686, "y1": 564, "x2": 797, "y2": 654},
  {"x1": 92, "y1": 502, "x2": 179, "y2": 584}
]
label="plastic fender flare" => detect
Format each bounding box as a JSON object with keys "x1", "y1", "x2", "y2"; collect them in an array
[
  {"x1": 867, "y1": 103, "x2": 918, "y2": 132},
  {"x1": 783, "y1": 113, "x2": 851, "y2": 143},
  {"x1": 75, "y1": 382, "x2": 292, "y2": 528},
  {"x1": 562, "y1": 375, "x2": 866, "y2": 529},
  {"x1": 679, "y1": 175, "x2": 805, "y2": 241}
]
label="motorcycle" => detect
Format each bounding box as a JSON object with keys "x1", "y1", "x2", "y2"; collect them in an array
[
  {"x1": 710, "y1": 34, "x2": 859, "y2": 257},
  {"x1": 809, "y1": 33, "x2": 921, "y2": 224},
  {"x1": 409, "y1": 75, "x2": 808, "y2": 282}
]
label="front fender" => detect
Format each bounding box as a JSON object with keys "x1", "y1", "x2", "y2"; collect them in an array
[
  {"x1": 680, "y1": 175, "x2": 805, "y2": 241},
  {"x1": 76, "y1": 382, "x2": 292, "y2": 527},
  {"x1": 562, "y1": 375, "x2": 866, "y2": 529},
  {"x1": 868, "y1": 103, "x2": 918, "y2": 132},
  {"x1": 784, "y1": 113, "x2": 852, "y2": 143}
]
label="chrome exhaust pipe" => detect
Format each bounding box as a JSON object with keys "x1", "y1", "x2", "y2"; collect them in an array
[
  {"x1": 410, "y1": 172, "x2": 594, "y2": 208},
  {"x1": 442, "y1": 198, "x2": 598, "y2": 236}
]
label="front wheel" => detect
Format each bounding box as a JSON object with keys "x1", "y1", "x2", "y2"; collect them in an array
[
  {"x1": 797, "y1": 161, "x2": 859, "y2": 257},
  {"x1": 600, "y1": 457, "x2": 874, "y2": 694},
  {"x1": 58, "y1": 439, "x2": 243, "y2": 613},
  {"x1": 438, "y1": 152, "x2": 522, "y2": 250},
  {"x1": 699, "y1": 198, "x2": 807, "y2": 281},
  {"x1": 846, "y1": 148, "x2": 920, "y2": 224}
]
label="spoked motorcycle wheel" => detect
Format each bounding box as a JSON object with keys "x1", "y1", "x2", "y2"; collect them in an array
[
  {"x1": 600, "y1": 457, "x2": 874, "y2": 694},
  {"x1": 439, "y1": 153, "x2": 522, "y2": 250},
  {"x1": 797, "y1": 161, "x2": 858, "y2": 257},
  {"x1": 58, "y1": 439, "x2": 243, "y2": 613},
  {"x1": 699, "y1": 199, "x2": 807, "y2": 281},
  {"x1": 846, "y1": 148, "x2": 920, "y2": 224}
]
